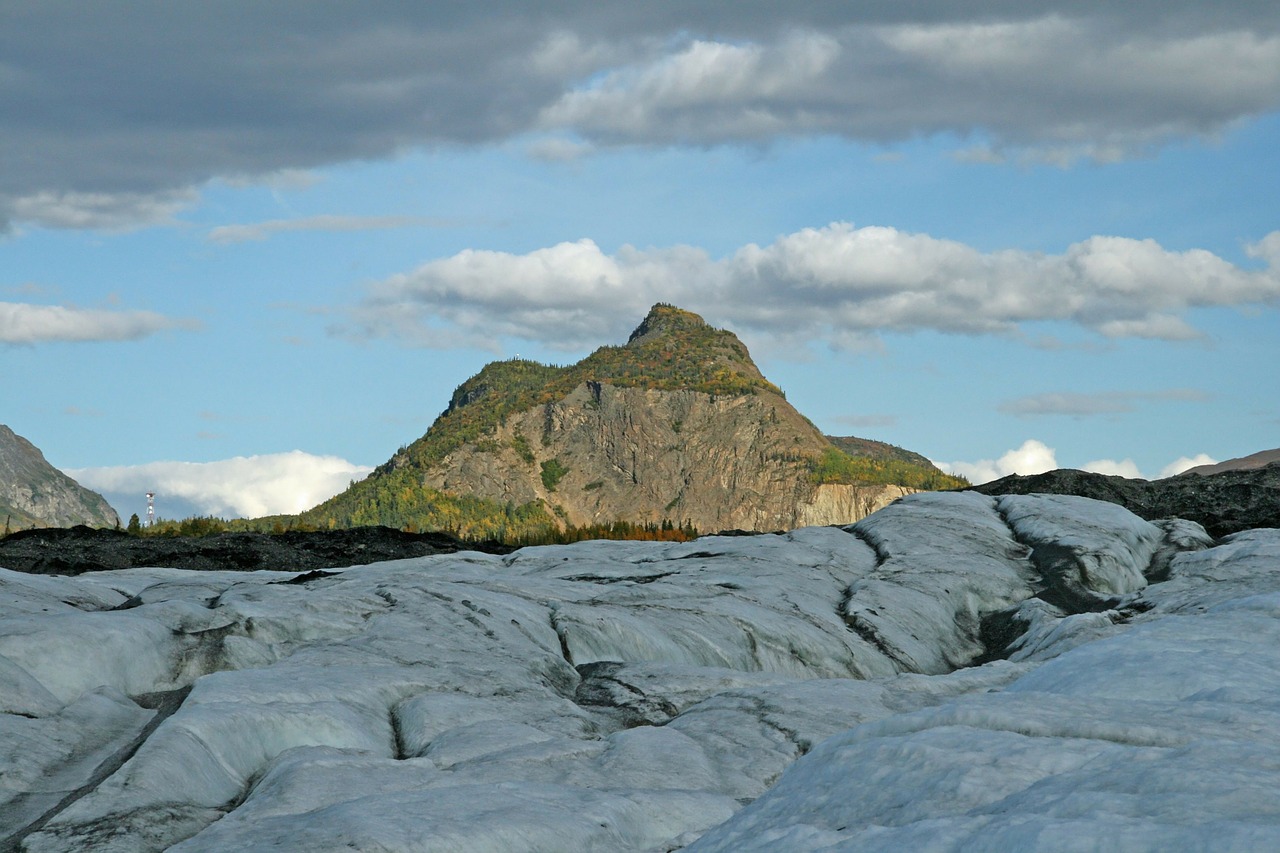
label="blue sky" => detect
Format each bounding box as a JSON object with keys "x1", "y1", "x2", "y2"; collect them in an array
[{"x1": 3, "y1": 3, "x2": 1278, "y2": 521}]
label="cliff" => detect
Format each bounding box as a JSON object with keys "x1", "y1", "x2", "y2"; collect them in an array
[
  {"x1": 0, "y1": 425, "x2": 120, "y2": 531},
  {"x1": 306, "y1": 304, "x2": 962, "y2": 535}
]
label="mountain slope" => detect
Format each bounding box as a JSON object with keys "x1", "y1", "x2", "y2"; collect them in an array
[
  {"x1": 0, "y1": 425, "x2": 120, "y2": 530},
  {"x1": 1183, "y1": 447, "x2": 1280, "y2": 475},
  {"x1": 305, "y1": 305, "x2": 963, "y2": 536}
]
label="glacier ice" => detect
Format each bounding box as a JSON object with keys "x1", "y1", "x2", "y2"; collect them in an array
[{"x1": 0, "y1": 492, "x2": 1276, "y2": 851}]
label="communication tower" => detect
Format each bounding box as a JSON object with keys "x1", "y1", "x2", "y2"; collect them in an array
[{"x1": 146, "y1": 492, "x2": 155, "y2": 528}]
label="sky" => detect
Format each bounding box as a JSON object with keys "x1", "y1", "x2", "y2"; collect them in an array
[{"x1": 3, "y1": 1, "x2": 1278, "y2": 522}]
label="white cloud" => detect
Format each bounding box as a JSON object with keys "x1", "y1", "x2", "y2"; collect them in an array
[
  {"x1": 68, "y1": 451, "x2": 373, "y2": 519},
  {"x1": 935, "y1": 445, "x2": 1225, "y2": 484},
  {"x1": 934, "y1": 439, "x2": 1059, "y2": 485},
  {"x1": 342, "y1": 224, "x2": 1280, "y2": 350},
  {"x1": 1158, "y1": 453, "x2": 1218, "y2": 478},
  {"x1": 542, "y1": 33, "x2": 842, "y2": 141},
  {"x1": 208, "y1": 214, "x2": 448, "y2": 245},
  {"x1": 343, "y1": 238, "x2": 712, "y2": 350},
  {"x1": 8, "y1": 189, "x2": 196, "y2": 231},
  {"x1": 1081, "y1": 458, "x2": 1145, "y2": 479},
  {"x1": 0, "y1": 302, "x2": 198, "y2": 344}
]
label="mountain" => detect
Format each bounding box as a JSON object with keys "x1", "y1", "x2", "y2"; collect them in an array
[
  {"x1": 1183, "y1": 447, "x2": 1280, "y2": 475},
  {"x1": 0, "y1": 424, "x2": 120, "y2": 531},
  {"x1": 304, "y1": 304, "x2": 963, "y2": 537}
]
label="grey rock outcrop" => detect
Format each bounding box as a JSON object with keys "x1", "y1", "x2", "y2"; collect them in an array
[
  {"x1": 426, "y1": 382, "x2": 912, "y2": 532},
  {"x1": 969, "y1": 461, "x2": 1280, "y2": 538},
  {"x1": 0, "y1": 425, "x2": 119, "y2": 531}
]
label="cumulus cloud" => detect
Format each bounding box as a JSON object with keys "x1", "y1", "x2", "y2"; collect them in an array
[
  {"x1": 1081, "y1": 458, "x2": 1145, "y2": 479},
  {"x1": 936, "y1": 443, "x2": 1223, "y2": 483},
  {"x1": 341, "y1": 224, "x2": 1280, "y2": 350},
  {"x1": 68, "y1": 451, "x2": 373, "y2": 519},
  {"x1": 207, "y1": 214, "x2": 449, "y2": 245},
  {"x1": 934, "y1": 439, "x2": 1059, "y2": 485},
  {"x1": 1158, "y1": 453, "x2": 1218, "y2": 478},
  {"x1": 3, "y1": 4, "x2": 1279, "y2": 228},
  {"x1": 0, "y1": 302, "x2": 198, "y2": 344}
]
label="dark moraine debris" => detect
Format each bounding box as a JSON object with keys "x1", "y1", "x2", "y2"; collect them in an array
[
  {"x1": 967, "y1": 460, "x2": 1280, "y2": 538},
  {"x1": 0, "y1": 525, "x2": 513, "y2": 576}
]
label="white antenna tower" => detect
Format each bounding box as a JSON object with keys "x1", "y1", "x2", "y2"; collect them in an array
[{"x1": 146, "y1": 492, "x2": 155, "y2": 527}]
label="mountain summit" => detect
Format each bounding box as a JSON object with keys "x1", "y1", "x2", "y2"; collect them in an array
[
  {"x1": 0, "y1": 425, "x2": 120, "y2": 531},
  {"x1": 306, "y1": 305, "x2": 961, "y2": 538}
]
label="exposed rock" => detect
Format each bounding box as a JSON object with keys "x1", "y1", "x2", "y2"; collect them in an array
[
  {"x1": 426, "y1": 383, "x2": 907, "y2": 532},
  {"x1": 307, "y1": 305, "x2": 959, "y2": 534},
  {"x1": 0, "y1": 426, "x2": 119, "y2": 531},
  {"x1": 968, "y1": 461, "x2": 1280, "y2": 537},
  {"x1": 0, "y1": 525, "x2": 511, "y2": 576}
]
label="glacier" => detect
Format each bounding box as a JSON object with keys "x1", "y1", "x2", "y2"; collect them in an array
[{"x1": 0, "y1": 491, "x2": 1277, "y2": 851}]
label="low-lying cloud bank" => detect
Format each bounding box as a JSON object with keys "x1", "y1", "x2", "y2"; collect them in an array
[
  {"x1": 936, "y1": 439, "x2": 1217, "y2": 484},
  {"x1": 68, "y1": 451, "x2": 372, "y2": 519},
  {"x1": 340, "y1": 224, "x2": 1280, "y2": 351}
]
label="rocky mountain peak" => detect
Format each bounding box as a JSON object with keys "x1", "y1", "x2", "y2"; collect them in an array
[
  {"x1": 306, "y1": 305, "x2": 964, "y2": 538},
  {"x1": 626, "y1": 303, "x2": 711, "y2": 346}
]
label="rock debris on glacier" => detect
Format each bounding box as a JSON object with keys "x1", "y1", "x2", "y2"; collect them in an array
[{"x1": 0, "y1": 492, "x2": 1276, "y2": 852}]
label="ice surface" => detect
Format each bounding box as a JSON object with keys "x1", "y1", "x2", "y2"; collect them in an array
[
  {"x1": 3, "y1": 496, "x2": 1276, "y2": 851},
  {"x1": 689, "y1": 530, "x2": 1280, "y2": 853},
  {"x1": 996, "y1": 493, "x2": 1163, "y2": 604}
]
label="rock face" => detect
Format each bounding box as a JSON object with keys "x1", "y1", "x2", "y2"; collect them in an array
[
  {"x1": 0, "y1": 425, "x2": 119, "y2": 531},
  {"x1": 968, "y1": 462, "x2": 1280, "y2": 537},
  {"x1": 426, "y1": 383, "x2": 911, "y2": 532},
  {"x1": 309, "y1": 305, "x2": 959, "y2": 535},
  {"x1": 3, "y1": 492, "x2": 1278, "y2": 851}
]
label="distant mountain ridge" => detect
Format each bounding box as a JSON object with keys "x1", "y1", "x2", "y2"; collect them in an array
[
  {"x1": 1183, "y1": 447, "x2": 1280, "y2": 476},
  {"x1": 0, "y1": 425, "x2": 120, "y2": 531},
  {"x1": 305, "y1": 304, "x2": 963, "y2": 538}
]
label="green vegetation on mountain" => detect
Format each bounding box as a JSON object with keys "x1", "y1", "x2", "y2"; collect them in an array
[
  {"x1": 825, "y1": 435, "x2": 937, "y2": 469},
  {"x1": 135, "y1": 499, "x2": 698, "y2": 549},
  {"x1": 302, "y1": 466, "x2": 560, "y2": 541},
  {"x1": 374, "y1": 305, "x2": 782, "y2": 477},
  {"x1": 810, "y1": 447, "x2": 968, "y2": 490},
  {"x1": 540, "y1": 458, "x2": 569, "y2": 491},
  {"x1": 302, "y1": 304, "x2": 963, "y2": 539}
]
